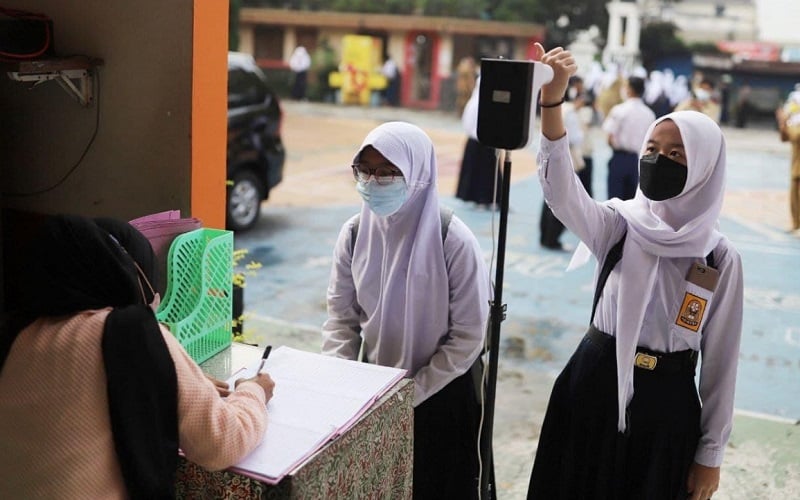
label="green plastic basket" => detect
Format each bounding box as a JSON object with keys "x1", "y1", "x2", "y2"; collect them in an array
[{"x1": 156, "y1": 228, "x2": 233, "y2": 364}]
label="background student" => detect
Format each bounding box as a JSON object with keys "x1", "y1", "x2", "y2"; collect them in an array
[
  {"x1": 456, "y1": 77, "x2": 502, "y2": 209},
  {"x1": 539, "y1": 75, "x2": 595, "y2": 251},
  {"x1": 775, "y1": 88, "x2": 800, "y2": 234},
  {"x1": 602, "y1": 75, "x2": 656, "y2": 200}
]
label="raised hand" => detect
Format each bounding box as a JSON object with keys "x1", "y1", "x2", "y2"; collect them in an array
[{"x1": 533, "y1": 42, "x2": 577, "y2": 106}]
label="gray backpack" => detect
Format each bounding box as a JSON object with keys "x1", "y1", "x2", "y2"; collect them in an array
[{"x1": 349, "y1": 206, "x2": 454, "y2": 253}]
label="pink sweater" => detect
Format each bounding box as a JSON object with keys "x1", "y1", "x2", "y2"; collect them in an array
[{"x1": 0, "y1": 309, "x2": 267, "y2": 498}]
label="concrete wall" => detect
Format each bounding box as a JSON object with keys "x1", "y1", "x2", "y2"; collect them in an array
[
  {"x1": 1, "y1": 0, "x2": 229, "y2": 315},
  {"x1": 0, "y1": 0, "x2": 194, "y2": 220}
]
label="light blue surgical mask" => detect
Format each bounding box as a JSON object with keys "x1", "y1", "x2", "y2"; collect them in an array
[{"x1": 356, "y1": 177, "x2": 408, "y2": 216}]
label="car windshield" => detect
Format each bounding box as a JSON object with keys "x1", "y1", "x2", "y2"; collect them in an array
[{"x1": 228, "y1": 67, "x2": 267, "y2": 108}]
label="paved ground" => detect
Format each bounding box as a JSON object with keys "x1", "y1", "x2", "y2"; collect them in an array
[{"x1": 234, "y1": 100, "x2": 800, "y2": 499}]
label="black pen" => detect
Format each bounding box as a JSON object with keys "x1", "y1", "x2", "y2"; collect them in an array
[{"x1": 258, "y1": 345, "x2": 272, "y2": 373}]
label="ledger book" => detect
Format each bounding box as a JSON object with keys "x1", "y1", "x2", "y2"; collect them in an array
[{"x1": 225, "y1": 346, "x2": 407, "y2": 484}]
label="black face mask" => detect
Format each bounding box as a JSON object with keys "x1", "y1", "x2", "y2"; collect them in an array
[{"x1": 638, "y1": 154, "x2": 688, "y2": 201}]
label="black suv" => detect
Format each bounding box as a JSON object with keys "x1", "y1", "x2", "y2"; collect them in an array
[{"x1": 227, "y1": 52, "x2": 286, "y2": 231}]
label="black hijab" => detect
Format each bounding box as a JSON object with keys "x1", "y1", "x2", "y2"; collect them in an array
[{"x1": 0, "y1": 214, "x2": 178, "y2": 499}]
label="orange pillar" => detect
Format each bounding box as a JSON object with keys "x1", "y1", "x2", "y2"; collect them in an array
[{"x1": 191, "y1": 0, "x2": 228, "y2": 229}]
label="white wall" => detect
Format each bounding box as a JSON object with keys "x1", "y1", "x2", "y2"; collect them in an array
[{"x1": 755, "y1": 0, "x2": 800, "y2": 44}]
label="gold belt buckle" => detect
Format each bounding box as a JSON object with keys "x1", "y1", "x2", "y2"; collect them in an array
[{"x1": 634, "y1": 353, "x2": 658, "y2": 370}]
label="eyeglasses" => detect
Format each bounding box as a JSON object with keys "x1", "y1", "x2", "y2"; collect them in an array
[
  {"x1": 108, "y1": 234, "x2": 158, "y2": 306},
  {"x1": 351, "y1": 162, "x2": 404, "y2": 185},
  {"x1": 131, "y1": 259, "x2": 158, "y2": 307}
]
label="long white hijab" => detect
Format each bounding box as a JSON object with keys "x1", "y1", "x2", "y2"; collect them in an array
[
  {"x1": 350, "y1": 122, "x2": 450, "y2": 374},
  {"x1": 610, "y1": 110, "x2": 726, "y2": 431}
]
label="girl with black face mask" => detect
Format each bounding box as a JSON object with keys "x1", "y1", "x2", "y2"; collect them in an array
[{"x1": 526, "y1": 43, "x2": 744, "y2": 500}]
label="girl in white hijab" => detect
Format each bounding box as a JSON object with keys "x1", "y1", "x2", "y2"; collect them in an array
[
  {"x1": 527, "y1": 44, "x2": 743, "y2": 500},
  {"x1": 322, "y1": 121, "x2": 492, "y2": 499}
]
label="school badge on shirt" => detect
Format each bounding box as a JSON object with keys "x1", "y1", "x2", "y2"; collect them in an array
[
  {"x1": 675, "y1": 263, "x2": 719, "y2": 333},
  {"x1": 677, "y1": 293, "x2": 706, "y2": 331}
]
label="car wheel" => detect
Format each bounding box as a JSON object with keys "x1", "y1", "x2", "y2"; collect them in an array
[{"x1": 227, "y1": 170, "x2": 263, "y2": 231}]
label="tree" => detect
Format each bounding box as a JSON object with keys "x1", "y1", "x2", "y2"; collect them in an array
[
  {"x1": 639, "y1": 21, "x2": 689, "y2": 71},
  {"x1": 230, "y1": 0, "x2": 241, "y2": 51},
  {"x1": 491, "y1": 0, "x2": 608, "y2": 47}
]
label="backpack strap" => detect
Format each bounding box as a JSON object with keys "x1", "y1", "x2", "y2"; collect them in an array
[
  {"x1": 590, "y1": 231, "x2": 626, "y2": 325},
  {"x1": 589, "y1": 232, "x2": 718, "y2": 325},
  {"x1": 439, "y1": 206, "x2": 453, "y2": 242},
  {"x1": 350, "y1": 206, "x2": 453, "y2": 254},
  {"x1": 705, "y1": 250, "x2": 716, "y2": 269}
]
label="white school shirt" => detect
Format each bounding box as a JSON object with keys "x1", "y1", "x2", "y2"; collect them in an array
[
  {"x1": 602, "y1": 97, "x2": 656, "y2": 152},
  {"x1": 537, "y1": 134, "x2": 744, "y2": 468}
]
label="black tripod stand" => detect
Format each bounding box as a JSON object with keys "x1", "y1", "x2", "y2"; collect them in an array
[{"x1": 479, "y1": 148, "x2": 513, "y2": 500}]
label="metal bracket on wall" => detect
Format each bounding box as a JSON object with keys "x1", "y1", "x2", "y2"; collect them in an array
[{"x1": 4, "y1": 56, "x2": 103, "y2": 107}]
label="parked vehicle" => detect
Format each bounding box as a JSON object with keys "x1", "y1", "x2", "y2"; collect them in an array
[{"x1": 227, "y1": 52, "x2": 286, "y2": 231}]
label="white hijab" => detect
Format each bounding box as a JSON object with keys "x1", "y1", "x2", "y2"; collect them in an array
[
  {"x1": 350, "y1": 122, "x2": 450, "y2": 374},
  {"x1": 609, "y1": 110, "x2": 726, "y2": 431}
]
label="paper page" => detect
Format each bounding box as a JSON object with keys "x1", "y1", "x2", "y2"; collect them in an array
[
  {"x1": 229, "y1": 420, "x2": 332, "y2": 484},
  {"x1": 225, "y1": 346, "x2": 406, "y2": 482}
]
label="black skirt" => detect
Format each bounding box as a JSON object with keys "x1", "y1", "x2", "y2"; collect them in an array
[
  {"x1": 528, "y1": 327, "x2": 701, "y2": 500},
  {"x1": 413, "y1": 364, "x2": 486, "y2": 500},
  {"x1": 456, "y1": 138, "x2": 501, "y2": 206}
]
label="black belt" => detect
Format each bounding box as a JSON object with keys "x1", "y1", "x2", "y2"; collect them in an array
[{"x1": 586, "y1": 326, "x2": 698, "y2": 374}]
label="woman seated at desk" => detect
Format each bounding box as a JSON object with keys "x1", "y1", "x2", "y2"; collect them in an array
[{"x1": 0, "y1": 214, "x2": 274, "y2": 498}]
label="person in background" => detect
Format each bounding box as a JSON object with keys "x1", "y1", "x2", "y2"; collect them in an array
[
  {"x1": 528, "y1": 43, "x2": 744, "y2": 500},
  {"x1": 718, "y1": 74, "x2": 733, "y2": 125},
  {"x1": 455, "y1": 56, "x2": 478, "y2": 116},
  {"x1": 312, "y1": 39, "x2": 338, "y2": 103},
  {"x1": 775, "y1": 87, "x2": 800, "y2": 234},
  {"x1": 668, "y1": 74, "x2": 692, "y2": 111},
  {"x1": 0, "y1": 214, "x2": 275, "y2": 498},
  {"x1": 574, "y1": 77, "x2": 597, "y2": 198},
  {"x1": 539, "y1": 75, "x2": 594, "y2": 250},
  {"x1": 456, "y1": 77, "x2": 502, "y2": 209},
  {"x1": 380, "y1": 53, "x2": 400, "y2": 106},
  {"x1": 289, "y1": 45, "x2": 311, "y2": 100},
  {"x1": 734, "y1": 82, "x2": 753, "y2": 129},
  {"x1": 602, "y1": 75, "x2": 656, "y2": 200},
  {"x1": 675, "y1": 78, "x2": 722, "y2": 123},
  {"x1": 644, "y1": 69, "x2": 673, "y2": 118},
  {"x1": 594, "y1": 64, "x2": 624, "y2": 121},
  {"x1": 321, "y1": 122, "x2": 492, "y2": 499}
]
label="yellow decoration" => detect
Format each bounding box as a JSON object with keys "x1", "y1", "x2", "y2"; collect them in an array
[{"x1": 329, "y1": 35, "x2": 388, "y2": 105}]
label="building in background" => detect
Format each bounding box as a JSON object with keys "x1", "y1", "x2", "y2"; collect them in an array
[
  {"x1": 236, "y1": 7, "x2": 545, "y2": 110},
  {"x1": 604, "y1": 0, "x2": 800, "y2": 128},
  {"x1": 638, "y1": 0, "x2": 757, "y2": 43}
]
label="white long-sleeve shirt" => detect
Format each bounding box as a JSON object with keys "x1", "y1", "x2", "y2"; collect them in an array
[
  {"x1": 322, "y1": 214, "x2": 490, "y2": 407},
  {"x1": 538, "y1": 134, "x2": 744, "y2": 467},
  {"x1": 602, "y1": 97, "x2": 656, "y2": 152}
]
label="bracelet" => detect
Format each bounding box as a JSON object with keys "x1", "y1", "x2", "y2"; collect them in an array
[{"x1": 540, "y1": 97, "x2": 564, "y2": 108}]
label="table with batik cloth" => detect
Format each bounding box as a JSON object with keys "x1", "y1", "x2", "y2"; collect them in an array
[{"x1": 174, "y1": 342, "x2": 414, "y2": 499}]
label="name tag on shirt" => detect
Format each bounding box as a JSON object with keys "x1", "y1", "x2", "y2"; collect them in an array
[
  {"x1": 686, "y1": 263, "x2": 719, "y2": 292},
  {"x1": 674, "y1": 263, "x2": 719, "y2": 333}
]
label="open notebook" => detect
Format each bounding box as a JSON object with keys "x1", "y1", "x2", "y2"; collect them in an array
[{"x1": 224, "y1": 346, "x2": 407, "y2": 484}]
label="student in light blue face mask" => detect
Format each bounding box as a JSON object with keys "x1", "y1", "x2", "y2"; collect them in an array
[
  {"x1": 322, "y1": 121, "x2": 494, "y2": 499},
  {"x1": 352, "y1": 147, "x2": 408, "y2": 217}
]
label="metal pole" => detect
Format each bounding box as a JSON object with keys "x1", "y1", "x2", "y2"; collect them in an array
[{"x1": 480, "y1": 149, "x2": 512, "y2": 500}]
